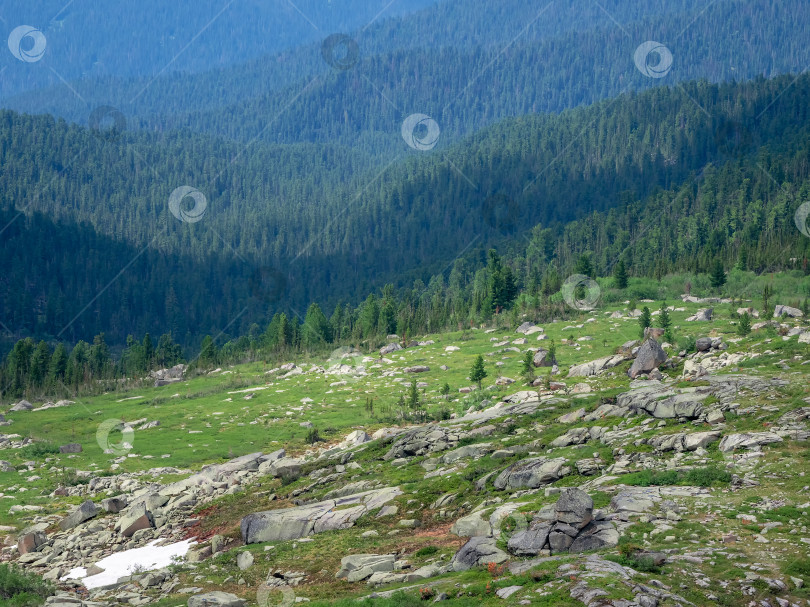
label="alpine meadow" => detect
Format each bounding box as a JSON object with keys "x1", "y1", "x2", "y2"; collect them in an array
[{"x1": 1, "y1": 2, "x2": 810, "y2": 607}]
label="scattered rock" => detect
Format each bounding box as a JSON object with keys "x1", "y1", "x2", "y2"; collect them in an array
[
  {"x1": 567, "y1": 355, "x2": 628, "y2": 378},
  {"x1": 493, "y1": 457, "x2": 570, "y2": 491},
  {"x1": 555, "y1": 489, "x2": 593, "y2": 529},
  {"x1": 774, "y1": 304, "x2": 803, "y2": 318},
  {"x1": 380, "y1": 343, "x2": 403, "y2": 355},
  {"x1": 236, "y1": 551, "x2": 254, "y2": 571},
  {"x1": 101, "y1": 496, "x2": 128, "y2": 513},
  {"x1": 507, "y1": 490, "x2": 616, "y2": 556},
  {"x1": 403, "y1": 366, "x2": 430, "y2": 373},
  {"x1": 17, "y1": 528, "x2": 47, "y2": 554},
  {"x1": 336, "y1": 554, "x2": 395, "y2": 582},
  {"x1": 450, "y1": 536, "x2": 508, "y2": 571},
  {"x1": 188, "y1": 592, "x2": 247, "y2": 607},
  {"x1": 718, "y1": 432, "x2": 783, "y2": 452},
  {"x1": 10, "y1": 400, "x2": 33, "y2": 412},
  {"x1": 495, "y1": 586, "x2": 522, "y2": 599},
  {"x1": 241, "y1": 487, "x2": 402, "y2": 543},
  {"x1": 685, "y1": 308, "x2": 713, "y2": 322},
  {"x1": 119, "y1": 503, "x2": 155, "y2": 537},
  {"x1": 628, "y1": 338, "x2": 667, "y2": 379},
  {"x1": 533, "y1": 349, "x2": 556, "y2": 367},
  {"x1": 59, "y1": 500, "x2": 98, "y2": 531}
]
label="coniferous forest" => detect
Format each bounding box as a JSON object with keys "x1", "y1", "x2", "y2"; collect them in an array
[
  {"x1": 7, "y1": 4, "x2": 810, "y2": 605},
  {"x1": 2, "y1": 0, "x2": 810, "y2": 396}
]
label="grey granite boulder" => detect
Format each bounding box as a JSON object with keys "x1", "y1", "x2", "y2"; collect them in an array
[
  {"x1": 567, "y1": 355, "x2": 628, "y2": 378},
  {"x1": 569, "y1": 521, "x2": 620, "y2": 553},
  {"x1": 554, "y1": 489, "x2": 593, "y2": 530},
  {"x1": 18, "y1": 527, "x2": 48, "y2": 554},
  {"x1": 627, "y1": 338, "x2": 667, "y2": 379},
  {"x1": 450, "y1": 536, "x2": 508, "y2": 571},
  {"x1": 718, "y1": 432, "x2": 783, "y2": 452},
  {"x1": 59, "y1": 500, "x2": 98, "y2": 531},
  {"x1": 493, "y1": 457, "x2": 570, "y2": 491},
  {"x1": 241, "y1": 487, "x2": 401, "y2": 544},
  {"x1": 188, "y1": 592, "x2": 246, "y2": 607},
  {"x1": 119, "y1": 503, "x2": 155, "y2": 537},
  {"x1": 507, "y1": 523, "x2": 552, "y2": 556},
  {"x1": 336, "y1": 554, "x2": 395, "y2": 582},
  {"x1": 533, "y1": 349, "x2": 555, "y2": 367}
]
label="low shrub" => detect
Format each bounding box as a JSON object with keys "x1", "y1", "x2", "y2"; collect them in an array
[
  {"x1": 623, "y1": 466, "x2": 730, "y2": 488},
  {"x1": 0, "y1": 564, "x2": 52, "y2": 606}
]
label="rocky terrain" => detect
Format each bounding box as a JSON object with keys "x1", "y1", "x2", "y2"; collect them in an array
[{"x1": 1, "y1": 298, "x2": 809, "y2": 606}]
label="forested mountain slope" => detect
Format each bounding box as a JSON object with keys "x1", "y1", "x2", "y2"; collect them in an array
[
  {"x1": 0, "y1": 0, "x2": 441, "y2": 98},
  {"x1": 2, "y1": 74, "x2": 810, "y2": 352},
  {"x1": 3, "y1": 0, "x2": 807, "y2": 155}
]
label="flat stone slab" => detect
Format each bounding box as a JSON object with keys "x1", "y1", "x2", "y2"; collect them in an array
[{"x1": 241, "y1": 487, "x2": 402, "y2": 544}]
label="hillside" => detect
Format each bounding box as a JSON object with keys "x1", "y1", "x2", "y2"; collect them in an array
[
  {"x1": 5, "y1": 1, "x2": 810, "y2": 606},
  {"x1": 0, "y1": 0, "x2": 441, "y2": 99},
  {"x1": 1, "y1": 294, "x2": 809, "y2": 606},
  {"x1": 4, "y1": 0, "x2": 809, "y2": 153},
  {"x1": 3, "y1": 75, "x2": 810, "y2": 353}
]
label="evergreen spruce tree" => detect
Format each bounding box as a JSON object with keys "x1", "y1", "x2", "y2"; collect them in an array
[
  {"x1": 762, "y1": 285, "x2": 774, "y2": 320},
  {"x1": 522, "y1": 349, "x2": 535, "y2": 385},
  {"x1": 659, "y1": 302, "x2": 672, "y2": 342},
  {"x1": 142, "y1": 333, "x2": 154, "y2": 369},
  {"x1": 302, "y1": 302, "x2": 331, "y2": 349},
  {"x1": 710, "y1": 259, "x2": 727, "y2": 289},
  {"x1": 48, "y1": 343, "x2": 68, "y2": 385},
  {"x1": 408, "y1": 379, "x2": 421, "y2": 420},
  {"x1": 613, "y1": 260, "x2": 628, "y2": 289},
  {"x1": 199, "y1": 335, "x2": 218, "y2": 367},
  {"x1": 639, "y1": 306, "x2": 652, "y2": 338},
  {"x1": 470, "y1": 354, "x2": 487, "y2": 390},
  {"x1": 738, "y1": 312, "x2": 752, "y2": 336}
]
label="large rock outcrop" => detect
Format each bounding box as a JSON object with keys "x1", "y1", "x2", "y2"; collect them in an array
[
  {"x1": 241, "y1": 487, "x2": 402, "y2": 544},
  {"x1": 627, "y1": 338, "x2": 667, "y2": 379},
  {"x1": 493, "y1": 457, "x2": 570, "y2": 491},
  {"x1": 507, "y1": 489, "x2": 617, "y2": 556},
  {"x1": 383, "y1": 425, "x2": 494, "y2": 460},
  {"x1": 718, "y1": 432, "x2": 784, "y2": 452},
  {"x1": 188, "y1": 592, "x2": 246, "y2": 607},
  {"x1": 59, "y1": 500, "x2": 98, "y2": 531},
  {"x1": 450, "y1": 536, "x2": 508, "y2": 571},
  {"x1": 567, "y1": 355, "x2": 628, "y2": 378},
  {"x1": 336, "y1": 554, "x2": 395, "y2": 582}
]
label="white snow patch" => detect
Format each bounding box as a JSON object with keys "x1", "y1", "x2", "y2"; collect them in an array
[{"x1": 62, "y1": 538, "x2": 195, "y2": 589}]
